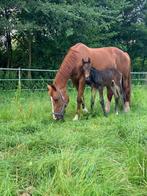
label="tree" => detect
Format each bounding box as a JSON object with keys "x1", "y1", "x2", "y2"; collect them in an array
[
  {"x1": 0, "y1": 0, "x2": 24, "y2": 67},
  {"x1": 0, "y1": 0, "x2": 147, "y2": 72}
]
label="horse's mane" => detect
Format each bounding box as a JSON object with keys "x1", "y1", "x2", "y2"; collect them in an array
[{"x1": 54, "y1": 48, "x2": 79, "y2": 85}]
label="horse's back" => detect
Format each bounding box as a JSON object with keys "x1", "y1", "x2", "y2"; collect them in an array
[
  {"x1": 89, "y1": 47, "x2": 115, "y2": 68},
  {"x1": 65, "y1": 43, "x2": 131, "y2": 79},
  {"x1": 70, "y1": 44, "x2": 130, "y2": 70},
  {"x1": 87, "y1": 47, "x2": 131, "y2": 78}
]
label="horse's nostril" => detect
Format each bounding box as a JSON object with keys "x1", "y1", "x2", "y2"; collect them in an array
[
  {"x1": 85, "y1": 77, "x2": 91, "y2": 84},
  {"x1": 55, "y1": 115, "x2": 64, "y2": 120}
]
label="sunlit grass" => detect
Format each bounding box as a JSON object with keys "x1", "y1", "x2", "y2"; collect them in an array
[{"x1": 0, "y1": 85, "x2": 147, "y2": 195}]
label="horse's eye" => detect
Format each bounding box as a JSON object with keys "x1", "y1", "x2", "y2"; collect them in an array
[
  {"x1": 53, "y1": 97, "x2": 59, "y2": 102},
  {"x1": 53, "y1": 98, "x2": 58, "y2": 102}
]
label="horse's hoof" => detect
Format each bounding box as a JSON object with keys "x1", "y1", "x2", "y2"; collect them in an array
[
  {"x1": 83, "y1": 107, "x2": 88, "y2": 113},
  {"x1": 124, "y1": 108, "x2": 130, "y2": 113},
  {"x1": 90, "y1": 113, "x2": 96, "y2": 117},
  {"x1": 104, "y1": 113, "x2": 108, "y2": 117},
  {"x1": 105, "y1": 108, "x2": 110, "y2": 113},
  {"x1": 124, "y1": 102, "x2": 130, "y2": 112},
  {"x1": 73, "y1": 114, "x2": 79, "y2": 121}
]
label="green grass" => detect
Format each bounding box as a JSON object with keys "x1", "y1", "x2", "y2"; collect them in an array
[{"x1": 0, "y1": 86, "x2": 147, "y2": 196}]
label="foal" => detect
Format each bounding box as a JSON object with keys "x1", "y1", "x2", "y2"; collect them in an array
[{"x1": 82, "y1": 58, "x2": 124, "y2": 116}]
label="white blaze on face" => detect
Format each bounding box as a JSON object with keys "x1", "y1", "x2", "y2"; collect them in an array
[{"x1": 50, "y1": 97, "x2": 56, "y2": 120}]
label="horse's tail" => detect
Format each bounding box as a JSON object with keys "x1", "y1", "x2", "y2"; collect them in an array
[
  {"x1": 128, "y1": 70, "x2": 131, "y2": 104},
  {"x1": 122, "y1": 52, "x2": 131, "y2": 105},
  {"x1": 121, "y1": 75, "x2": 126, "y2": 104}
]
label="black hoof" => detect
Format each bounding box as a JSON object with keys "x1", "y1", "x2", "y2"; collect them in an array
[{"x1": 104, "y1": 113, "x2": 108, "y2": 117}]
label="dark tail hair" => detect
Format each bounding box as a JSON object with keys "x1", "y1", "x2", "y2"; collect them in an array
[
  {"x1": 128, "y1": 72, "x2": 131, "y2": 104},
  {"x1": 121, "y1": 75, "x2": 126, "y2": 103},
  {"x1": 121, "y1": 72, "x2": 131, "y2": 105}
]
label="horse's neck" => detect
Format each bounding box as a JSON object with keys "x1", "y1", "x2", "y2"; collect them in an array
[
  {"x1": 54, "y1": 49, "x2": 77, "y2": 92},
  {"x1": 54, "y1": 66, "x2": 71, "y2": 92}
]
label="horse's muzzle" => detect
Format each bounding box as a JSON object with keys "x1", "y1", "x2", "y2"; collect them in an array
[
  {"x1": 85, "y1": 77, "x2": 91, "y2": 85},
  {"x1": 55, "y1": 114, "x2": 64, "y2": 120}
]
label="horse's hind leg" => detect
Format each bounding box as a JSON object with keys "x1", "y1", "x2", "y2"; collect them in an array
[
  {"x1": 123, "y1": 76, "x2": 131, "y2": 112},
  {"x1": 91, "y1": 86, "x2": 97, "y2": 112},
  {"x1": 99, "y1": 88, "x2": 107, "y2": 117},
  {"x1": 105, "y1": 87, "x2": 113, "y2": 113}
]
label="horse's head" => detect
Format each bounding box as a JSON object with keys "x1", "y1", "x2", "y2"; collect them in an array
[
  {"x1": 47, "y1": 84, "x2": 69, "y2": 120},
  {"x1": 82, "y1": 57, "x2": 92, "y2": 83}
]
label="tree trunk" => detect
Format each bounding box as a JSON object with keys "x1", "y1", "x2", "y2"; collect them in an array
[
  {"x1": 6, "y1": 31, "x2": 12, "y2": 68},
  {"x1": 5, "y1": 8, "x2": 12, "y2": 68},
  {"x1": 28, "y1": 35, "x2": 32, "y2": 79}
]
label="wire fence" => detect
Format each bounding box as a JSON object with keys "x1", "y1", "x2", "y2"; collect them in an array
[
  {"x1": 0, "y1": 67, "x2": 57, "y2": 90},
  {"x1": 0, "y1": 67, "x2": 147, "y2": 90}
]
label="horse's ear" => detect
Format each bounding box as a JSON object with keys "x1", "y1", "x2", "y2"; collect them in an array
[
  {"x1": 51, "y1": 84, "x2": 57, "y2": 91},
  {"x1": 47, "y1": 84, "x2": 52, "y2": 93},
  {"x1": 88, "y1": 57, "x2": 91, "y2": 63},
  {"x1": 47, "y1": 84, "x2": 56, "y2": 91},
  {"x1": 111, "y1": 80, "x2": 115, "y2": 87},
  {"x1": 82, "y1": 58, "x2": 85, "y2": 65}
]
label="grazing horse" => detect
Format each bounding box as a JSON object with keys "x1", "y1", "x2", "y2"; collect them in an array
[
  {"x1": 82, "y1": 58, "x2": 124, "y2": 116},
  {"x1": 47, "y1": 43, "x2": 131, "y2": 120}
]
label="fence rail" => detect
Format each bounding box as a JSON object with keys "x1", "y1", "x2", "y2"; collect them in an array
[
  {"x1": 0, "y1": 67, "x2": 147, "y2": 90},
  {"x1": 0, "y1": 67, "x2": 58, "y2": 72}
]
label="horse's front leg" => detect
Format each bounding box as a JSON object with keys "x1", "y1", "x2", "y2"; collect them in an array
[
  {"x1": 73, "y1": 78, "x2": 85, "y2": 121},
  {"x1": 105, "y1": 87, "x2": 113, "y2": 113},
  {"x1": 114, "y1": 96, "x2": 119, "y2": 115},
  {"x1": 99, "y1": 87, "x2": 107, "y2": 117},
  {"x1": 90, "y1": 86, "x2": 97, "y2": 113},
  {"x1": 81, "y1": 96, "x2": 88, "y2": 113}
]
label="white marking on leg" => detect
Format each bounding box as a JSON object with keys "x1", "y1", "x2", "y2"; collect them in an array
[
  {"x1": 105, "y1": 100, "x2": 111, "y2": 113},
  {"x1": 82, "y1": 107, "x2": 88, "y2": 113},
  {"x1": 124, "y1": 101, "x2": 130, "y2": 112},
  {"x1": 50, "y1": 97, "x2": 56, "y2": 120},
  {"x1": 73, "y1": 114, "x2": 79, "y2": 121},
  {"x1": 115, "y1": 111, "x2": 119, "y2": 115}
]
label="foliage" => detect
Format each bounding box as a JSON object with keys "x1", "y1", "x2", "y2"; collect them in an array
[{"x1": 0, "y1": 0, "x2": 147, "y2": 70}]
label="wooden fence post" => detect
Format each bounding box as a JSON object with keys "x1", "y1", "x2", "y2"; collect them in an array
[{"x1": 18, "y1": 67, "x2": 21, "y2": 90}]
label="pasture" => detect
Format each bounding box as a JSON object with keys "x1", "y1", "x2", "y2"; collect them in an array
[{"x1": 0, "y1": 85, "x2": 147, "y2": 195}]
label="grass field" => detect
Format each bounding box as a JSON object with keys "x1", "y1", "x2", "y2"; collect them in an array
[{"x1": 0, "y1": 86, "x2": 147, "y2": 196}]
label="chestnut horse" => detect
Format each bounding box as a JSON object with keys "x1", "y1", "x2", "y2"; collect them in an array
[{"x1": 48, "y1": 43, "x2": 131, "y2": 120}]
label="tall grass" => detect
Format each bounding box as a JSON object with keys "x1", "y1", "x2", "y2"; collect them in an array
[{"x1": 0, "y1": 86, "x2": 147, "y2": 195}]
